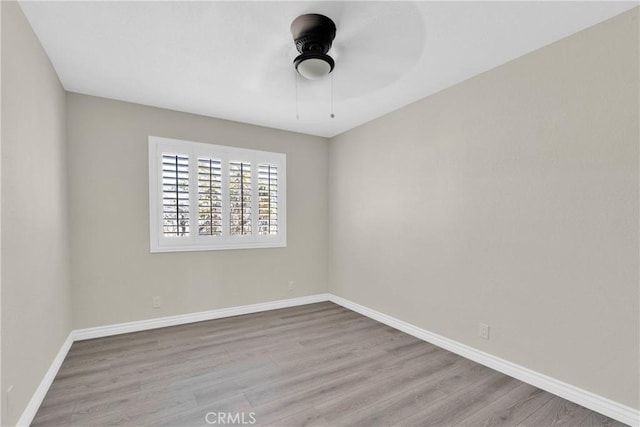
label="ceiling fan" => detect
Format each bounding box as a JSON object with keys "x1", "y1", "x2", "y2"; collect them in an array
[
  {"x1": 238, "y1": 3, "x2": 423, "y2": 106},
  {"x1": 290, "y1": 13, "x2": 337, "y2": 80}
]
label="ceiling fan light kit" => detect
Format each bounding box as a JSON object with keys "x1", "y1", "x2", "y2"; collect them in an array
[
  {"x1": 294, "y1": 53, "x2": 334, "y2": 81},
  {"x1": 291, "y1": 13, "x2": 336, "y2": 80}
]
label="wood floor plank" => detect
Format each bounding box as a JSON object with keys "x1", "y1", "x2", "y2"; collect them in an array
[
  {"x1": 329, "y1": 375, "x2": 450, "y2": 426},
  {"x1": 398, "y1": 373, "x2": 521, "y2": 426},
  {"x1": 456, "y1": 382, "x2": 555, "y2": 426},
  {"x1": 30, "y1": 400, "x2": 75, "y2": 427},
  {"x1": 517, "y1": 396, "x2": 593, "y2": 427},
  {"x1": 40, "y1": 377, "x2": 141, "y2": 412},
  {"x1": 244, "y1": 354, "x2": 383, "y2": 407},
  {"x1": 119, "y1": 390, "x2": 199, "y2": 426},
  {"x1": 265, "y1": 406, "x2": 330, "y2": 427},
  {"x1": 316, "y1": 351, "x2": 466, "y2": 421},
  {"x1": 250, "y1": 371, "x2": 373, "y2": 424},
  {"x1": 156, "y1": 393, "x2": 253, "y2": 427},
  {"x1": 579, "y1": 411, "x2": 631, "y2": 427},
  {"x1": 336, "y1": 362, "x2": 512, "y2": 426},
  {"x1": 31, "y1": 302, "x2": 625, "y2": 427}
]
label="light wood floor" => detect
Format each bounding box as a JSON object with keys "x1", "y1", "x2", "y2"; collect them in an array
[{"x1": 32, "y1": 302, "x2": 626, "y2": 427}]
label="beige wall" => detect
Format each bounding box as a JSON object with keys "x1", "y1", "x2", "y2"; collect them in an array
[
  {"x1": 329, "y1": 8, "x2": 639, "y2": 409},
  {"x1": 1, "y1": 2, "x2": 72, "y2": 425},
  {"x1": 67, "y1": 94, "x2": 329, "y2": 329}
]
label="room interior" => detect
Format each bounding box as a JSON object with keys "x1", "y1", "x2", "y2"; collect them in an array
[{"x1": 1, "y1": 1, "x2": 639, "y2": 426}]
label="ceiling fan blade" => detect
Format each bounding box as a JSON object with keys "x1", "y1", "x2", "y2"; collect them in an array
[
  {"x1": 242, "y1": 39, "x2": 294, "y2": 93},
  {"x1": 327, "y1": 2, "x2": 426, "y2": 100}
]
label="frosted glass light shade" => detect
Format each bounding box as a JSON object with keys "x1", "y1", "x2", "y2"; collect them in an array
[
  {"x1": 294, "y1": 53, "x2": 335, "y2": 80},
  {"x1": 297, "y1": 58, "x2": 332, "y2": 80}
]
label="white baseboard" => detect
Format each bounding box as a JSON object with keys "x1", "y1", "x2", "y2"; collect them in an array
[
  {"x1": 19, "y1": 293, "x2": 639, "y2": 427},
  {"x1": 73, "y1": 293, "x2": 331, "y2": 341},
  {"x1": 18, "y1": 294, "x2": 329, "y2": 425},
  {"x1": 328, "y1": 294, "x2": 640, "y2": 427},
  {"x1": 16, "y1": 333, "x2": 73, "y2": 427}
]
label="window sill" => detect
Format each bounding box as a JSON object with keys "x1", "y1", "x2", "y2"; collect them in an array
[{"x1": 150, "y1": 241, "x2": 287, "y2": 253}]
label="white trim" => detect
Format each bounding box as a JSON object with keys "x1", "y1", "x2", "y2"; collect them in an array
[
  {"x1": 18, "y1": 294, "x2": 639, "y2": 427},
  {"x1": 148, "y1": 241, "x2": 287, "y2": 253},
  {"x1": 16, "y1": 333, "x2": 73, "y2": 427},
  {"x1": 328, "y1": 294, "x2": 640, "y2": 427},
  {"x1": 73, "y1": 294, "x2": 330, "y2": 341},
  {"x1": 148, "y1": 136, "x2": 287, "y2": 253}
]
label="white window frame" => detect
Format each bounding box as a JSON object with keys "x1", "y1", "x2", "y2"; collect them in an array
[{"x1": 149, "y1": 136, "x2": 286, "y2": 252}]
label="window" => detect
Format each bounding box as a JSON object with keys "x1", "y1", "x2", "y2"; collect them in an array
[{"x1": 149, "y1": 136, "x2": 286, "y2": 252}]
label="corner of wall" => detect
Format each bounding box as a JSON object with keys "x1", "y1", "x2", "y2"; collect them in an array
[{"x1": 1, "y1": 1, "x2": 73, "y2": 424}]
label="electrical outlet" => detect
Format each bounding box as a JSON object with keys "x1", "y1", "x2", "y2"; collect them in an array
[
  {"x1": 479, "y1": 323, "x2": 490, "y2": 340},
  {"x1": 288, "y1": 280, "x2": 295, "y2": 291},
  {"x1": 152, "y1": 296, "x2": 161, "y2": 309}
]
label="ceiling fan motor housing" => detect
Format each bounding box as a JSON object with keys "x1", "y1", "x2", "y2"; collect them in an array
[{"x1": 291, "y1": 14, "x2": 336, "y2": 78}]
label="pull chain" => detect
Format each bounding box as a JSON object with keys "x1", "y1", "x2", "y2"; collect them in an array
[
  {"x1": 295, "y1": 70, "x2": 335, "y2": 120},
  {"x1": 330, "y1": 72, "x2": 335, "y2": 119}
]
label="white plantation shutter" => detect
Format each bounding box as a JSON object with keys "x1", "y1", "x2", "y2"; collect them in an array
[
  {"x1": 229, "y1": 161, "x2": 252, "y2": 236},
  {"x1": 149, "y1": 136, "x2": 286, "y2": 252},
  {"x1": 197, "y1": 157, "x2": 223, "y2": 236},
  {"x1": 162, "y1": 154, "x2": 190, "y2": 236},
  {"x1": 258, "y1": 164, "x2": 278, "y2": 235}
]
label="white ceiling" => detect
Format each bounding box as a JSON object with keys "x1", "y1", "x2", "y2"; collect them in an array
[{"x1": 20, "y1": 1, "x2": 637, "y2": 138}]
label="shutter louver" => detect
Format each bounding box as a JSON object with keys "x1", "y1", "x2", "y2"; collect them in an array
[
  {"x1": 198, "y1": 157, "x2": 223, "y2": 236},
  {"x1": 162, "y1": 153, "x2": 189, "y2": 236},
  {"x1": 229, "y1": 161, "x2": 252, "y2": 235},
  {"x1": 258, "y1": 164, "x2": 278, "y2": 235}
]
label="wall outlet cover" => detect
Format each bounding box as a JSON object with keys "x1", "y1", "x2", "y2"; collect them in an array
[{"x1": 479, "y1": 323, "x2": 490, "y2": 340}]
